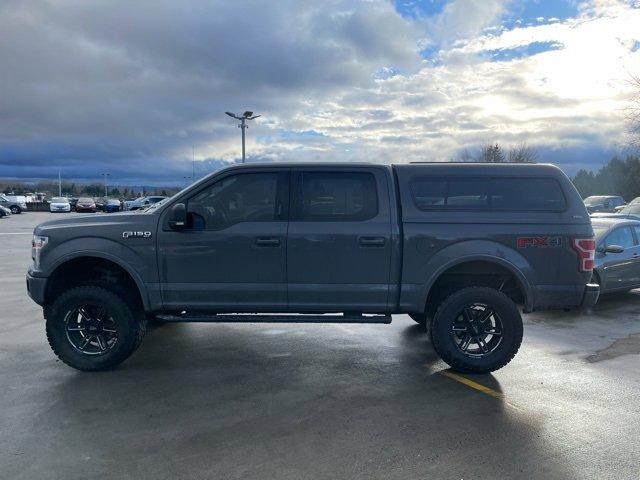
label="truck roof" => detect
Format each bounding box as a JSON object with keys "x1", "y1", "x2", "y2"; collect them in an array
[{"x1": 220, "y1": 161, "x2": 564, "y2": 174}]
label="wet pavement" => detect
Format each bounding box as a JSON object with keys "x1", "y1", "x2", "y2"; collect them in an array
[{"x1": 1, "y1": 212, "x2": 639, "y2": 479}]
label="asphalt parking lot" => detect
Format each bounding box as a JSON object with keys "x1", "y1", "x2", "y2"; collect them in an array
[{"x1": 1, "y1": 212, "x2": 639, "y2": 479}]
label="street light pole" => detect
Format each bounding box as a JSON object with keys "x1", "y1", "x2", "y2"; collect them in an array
[
  {"x1": 101, "y1": 173, "x2": 110, "y2": 197},
  {"x1": 225, "y1": 111, "x2": 261, "y2": 163}
]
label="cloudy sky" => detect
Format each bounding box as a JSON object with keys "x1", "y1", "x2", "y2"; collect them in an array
[{"x1": 1, "y1": 0, "x2": 639, "y2": 185}]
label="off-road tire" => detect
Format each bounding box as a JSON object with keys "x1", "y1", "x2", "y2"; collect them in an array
[
  {"x1": 430, "y1": 287, "x2": 523, "y2": 374},
  {"x1": 45, "y1": 286, "x2": 146, "y2": 371}
]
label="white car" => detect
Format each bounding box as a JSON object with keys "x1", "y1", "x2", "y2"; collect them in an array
[
  {"x1": 125, "y1": 196, "x2": 167, "y2": 211},
  {"x1": 49, "y1": 197, "x2": 71, "y2": 213}
]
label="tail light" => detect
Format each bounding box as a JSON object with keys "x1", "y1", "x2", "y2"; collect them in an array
[{"x1": 571, "y1": 237, "x2": 596, "y2": 272}]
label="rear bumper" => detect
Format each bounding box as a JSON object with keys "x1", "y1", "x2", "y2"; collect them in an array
[
  {"x1": 580, "y1": 283, "x2": 600, "y2": 308},
  {"x1": 26, "y1": 272, "x2": 47, "y2": 306},
  {"x1": 531, "y1": 283, "x2": 599, "y2": 311}
]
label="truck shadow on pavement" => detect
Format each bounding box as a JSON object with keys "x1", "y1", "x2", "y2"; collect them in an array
[{"x1": 7, "y1": 320, "x2": 579, "y2": 480}]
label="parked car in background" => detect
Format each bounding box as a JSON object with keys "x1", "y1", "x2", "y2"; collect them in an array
[
  {"x1": 0, "y1": 205, "x2": 11, "y2": 218},
  {"x1": 591, "y1": 218, "x2": 640, "y2": 294},
  {"x1": 49, "y1": 197, "x2": 71, "y2": 213},
  {"x1": 93, "y1": 197, "x2": 106, "y2": 211},
  {"x1": 591, "y1": 204, "x2": 640, "y2": 221},
  {"x1": 104, "y1": 198, "x2": 122, "y2": 213},
  {"x1": 126, "y1": 196, "x2": 167, "y2": 211},
  {"x1": 615, "y1": 196, "x2": 640, "y2": 212},
  {"x1": 75, "y1": 197, "x2": 97, "y2": 213},
  {"x1": 68, "y1": 197, "x2": 79, "y2": 211},
  {"x1": 584, "y1": 195, "x2": 625, "y2": 213},
  {"x1": 0, "y1": 194, "x2": 27, "y2": 214}
]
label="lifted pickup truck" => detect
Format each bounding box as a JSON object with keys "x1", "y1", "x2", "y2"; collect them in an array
[{"x1": 27, "y1": 162, "x2": 599, "y2": 373}]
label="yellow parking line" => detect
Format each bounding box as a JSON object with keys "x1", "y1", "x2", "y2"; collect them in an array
[
  {"x1": 438, "y1": 370, "x2": 504, "y2": 400},
  {"x1": 434, "y1": 368, "x2": 524, "y2": 411}
]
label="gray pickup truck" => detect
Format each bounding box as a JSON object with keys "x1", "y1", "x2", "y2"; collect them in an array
[{"x1": 27, "y1": 163, "x2": 599, "y2": 373}]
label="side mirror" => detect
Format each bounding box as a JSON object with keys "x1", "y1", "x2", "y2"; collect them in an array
[
  {"x1": 168, "y1": 203, "x2": 187, "y2": 229},
  {"x1": 604, "y1": 244, "x2": 624, "y2": 254}
]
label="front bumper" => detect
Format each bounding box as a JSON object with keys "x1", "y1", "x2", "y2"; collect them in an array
[
  {"x1": 26, "y1": 272, "x2": 47, "y2": 306},
  {"x1": 580, "y1": 283, "x2": 600, "y2": 308}
]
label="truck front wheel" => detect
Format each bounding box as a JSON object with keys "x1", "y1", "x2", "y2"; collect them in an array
[
  {"x1": 45, "y1": 286, "x2": 146, "y2": 371},
  {"x1": 430, "y1": 287, "x2": 522, "y2": 373}
]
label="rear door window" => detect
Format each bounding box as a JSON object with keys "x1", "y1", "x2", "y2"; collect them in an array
[{"x1": 295, "y1": 171, "x2": 378, "y2": 221}]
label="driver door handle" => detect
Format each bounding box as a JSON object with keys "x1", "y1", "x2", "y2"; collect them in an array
[
  {"x1": 255, "y1": 237, "x2": 280, "y2": 247},
  {"x1": 359, "y1": 236, "x2": 386, "y2": 247}
]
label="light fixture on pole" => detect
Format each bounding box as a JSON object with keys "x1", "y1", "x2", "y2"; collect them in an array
[
  {"x1": 100, "y1": 173, "x2": 110, "y2": 197},
  {"x1": 225, "y1": 110, "x2": 261, "y2": 163}
]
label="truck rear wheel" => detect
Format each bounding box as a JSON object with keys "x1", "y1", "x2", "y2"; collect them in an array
[
  {"x1": 45, "y1": 286, "x2": 146, "y2": 371},
  {"x1": 430, "y1": 287, "x2": 522, "y2": 374}
]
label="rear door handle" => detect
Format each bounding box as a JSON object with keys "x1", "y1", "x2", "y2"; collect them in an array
[
  {"x1": 255, "y1": 237, "x2": 280, "y2": 247},
  {"x1": 359, "y1": 236, "x2": 386, "y2": 247}
]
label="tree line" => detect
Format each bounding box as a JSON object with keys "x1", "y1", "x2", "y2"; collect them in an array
[{"x1": 571, "y1": 155, "x2": 640, "y2": 201}]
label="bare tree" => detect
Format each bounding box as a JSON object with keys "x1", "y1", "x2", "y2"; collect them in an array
[
  {"x1": 628, "y1": 74, "x2": 640, "y2": 151},
  {"x1": 508, "y1": 142, "x2": 538, "y2": 163},
  {"x1": 478, "y1": 143, "x2": 505, "y2": 163}
]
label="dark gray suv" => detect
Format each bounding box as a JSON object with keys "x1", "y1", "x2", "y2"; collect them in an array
[{"x1": 27, "y1": 163, "x2": 599, "y2": 373}]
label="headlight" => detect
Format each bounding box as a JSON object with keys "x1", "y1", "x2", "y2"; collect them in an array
[{"x1": 31, "y1": 235, "x2": 48, "y2": 268}]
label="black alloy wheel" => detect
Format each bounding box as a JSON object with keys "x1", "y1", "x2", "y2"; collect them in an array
[{"x1": 64, "y1": 304, "x2": 119, "y2": 355}]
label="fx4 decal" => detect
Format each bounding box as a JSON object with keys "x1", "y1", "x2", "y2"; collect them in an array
[
  {"x1": 517, "y1": 236, "x2": 562, "y2": 248},
  {"x1": 122, "y1": 231, "x2": 152, "y2": 239}
]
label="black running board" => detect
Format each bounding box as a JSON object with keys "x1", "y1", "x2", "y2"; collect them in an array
[{"x1": 156, "y1": 313, "x2": 392, "y2": 324}]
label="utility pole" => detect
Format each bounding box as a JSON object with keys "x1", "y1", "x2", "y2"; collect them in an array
[
  {"x1": 101, "y1": 173, "x2": 110, "y2": 197},
  {"x1": 58, "y1": 171, "x2": 62, "y2": 197},
  {"x1": 192, "y1": 145, "x2": 195, "y2": 181},
  {"x1": 225, "y1": 111, "x2": 261, "y2": 163}
]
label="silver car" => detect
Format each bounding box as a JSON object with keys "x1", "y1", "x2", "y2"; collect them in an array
[{"x1": 591, "y1": 218, "x2": 640, "y2": 293}]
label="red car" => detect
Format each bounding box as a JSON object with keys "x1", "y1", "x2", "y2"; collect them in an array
[{"x1": 75, "y1": 197, "x2": 96, "y2": 213}]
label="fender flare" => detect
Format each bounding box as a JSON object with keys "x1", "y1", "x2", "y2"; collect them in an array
[
  {"x1": 46, "y1": 250, "x2": 151, "y2": 311},
  {"x1": 420, "y1": 253, "x2": 534, "y2": 312}
]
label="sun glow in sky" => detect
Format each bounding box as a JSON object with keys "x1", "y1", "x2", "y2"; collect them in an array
[{"x1": 1, "y1": 0, "x2": 639, "y2": 183}]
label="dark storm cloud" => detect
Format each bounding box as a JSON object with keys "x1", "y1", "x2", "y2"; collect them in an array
[{"x1": 0, "y1": 0, "x2": 420, "y2": 183}]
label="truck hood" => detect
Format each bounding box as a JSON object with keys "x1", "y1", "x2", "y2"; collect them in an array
[{"x1": 34, "y1": 211, "x2": 158, "y2": 236}]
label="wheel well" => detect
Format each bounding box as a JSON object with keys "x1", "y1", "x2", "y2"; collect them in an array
[
  {"x1": 45, "y1": 257, "x2": 144, "y2": 313},
  {"x1": 425, "y1": 261, "x2": 526, "y2": 312}
]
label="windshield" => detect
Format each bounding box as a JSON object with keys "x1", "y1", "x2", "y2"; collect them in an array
[
  {"x1": 142, "y1": 198, "x2": 169, "y2": 212},
  {"x1": 584, "y1": 196, "x2": 606, "y2": 206},
  {"x1": 51, "y1": 197, "x2": 67, "y2": 203}
]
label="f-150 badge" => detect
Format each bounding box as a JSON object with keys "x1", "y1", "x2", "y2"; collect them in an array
[{"x1": 122, "y1": 231, "x2": 152, "y2": 239}]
